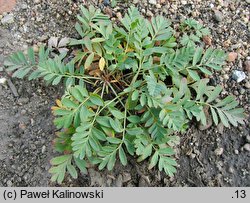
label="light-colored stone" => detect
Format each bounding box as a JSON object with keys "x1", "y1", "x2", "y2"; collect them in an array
[
  {"x1": 34, "y1": 0, "x2": 41, "y2": 3},
  {"x1": 215, "y1": 147, "x2": 224, "y2": 156},
  {"x1": 245, "y1": 82, "x2": 250, "y2": 89},
  {"x1": 33, "y1": 44, "x2": 39, "y2": 53},
  {"x1": 234, "y1": 149, "x2": 239, "y2": 155},
  {"x1": 243, "y1": 143, "x2": 250, "y2": 152},
  {"x1": 1, "y1": 13, "x2": 14, "y2": 24},
  {"x1": 246, "y1": 136, "x2": 250, "y2": 143},
  {"x1": 232, "y1": 70, "x2": 246, "y2": 83},
  {"x1": 0, "y1": 77, "x2": 7, "y2": 84},
  {"x1": 149, "y1": 0, "x2": 157, "y2": 5},
  {"x1": 7, "y1": 180, "x2": 12, "y2": 187},
  {"x1": 156, "y1": 4, "x2": 161, "y2": 9},
  {"x1": 41, "y1": 145, "x2": 46, "y2": 153}
]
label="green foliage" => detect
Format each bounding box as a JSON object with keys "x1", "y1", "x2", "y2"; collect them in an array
[
  {"x1": 4, "y1": 6, "x2": 245, "y2": 184},
  {"x1": 180, "y1": 18, "x2": 210, "y2": 47}
]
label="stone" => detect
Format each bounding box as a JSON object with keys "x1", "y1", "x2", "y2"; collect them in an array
[
  {"x1": 115, "y1": 174, "x2": 123, "y2": 187},
  {"x1": 203, "y1": 36, "x2": 212, "y2": 45},
  {"x1": 34, "y1": 0, "x2": 41, "y2": 4},
  {"x1": 122, "y1": 173, "x2": 131, "y2": 183},
  {"x1": 217, "y1": 123, "x2": 224, "y2": 134},
  {"x1": 1, "y1": 13, "x2": 14, "y2": 24},
  {"x1": 234, "y1": 149, "x2": 239, "y2": 155},
  {"x1": 181, "y1": 0, "x2": 187, "y2": 5},
  {"x1": 116, "y1": 12, "x2": 122, "y2": 21},
  {"x1": 20, "y1": 109, "x2": 26, "y2": 115},
  {"x1": 18, "y1": 97, "x2": 29, "y2": 104},
  {"x1": 19, "y1": 123, "x2": 26, "y2": 130},
  {"x1": 246, "y1": 136, "x2": 250, "y2": 143},
  {"x1": 228, "y1": 167, "x2": 234, "y2": 174},
  {"x1": 103, "y1": 0, "x2": 110, "y2": 6},
  {"x1": 214, "y1": 10, "x2": 223, "y2": 22},
  {"x1": 156, "y1": 4, "x2": 161, "y2": 9},
  {"x1": 232, "y1": 70, "x2": 246, "y2": 83},
  {"x1": 227, "y1": 52, "x2": 238, "y2": 62},
  {"x1": 7, "y1": 180, "x2": 12, "y2": 187},
  {"x1": 210, "y1": 3, "x2": 215, "y2": 8},
  {"x1": 245, "y1": 82, "x2": 250, "y2": 89},
  {"x1": 33, "y1": 44, "x2": 39, "y2": 53},
  {"x1": 215, "y1": 147, "x2": 224, "y2": 156},
  {"x1": 149, "y1": 0, "x2": 157, "y2": 5},
  {"x1": 244, "y1": 60, "x2": 250, "y2": 73},
  {"x1": 0, "y1": 77, "x2": 7, "y2": 84},
  {"x1": 243, "y1": 143, "x2": 250, "y2": 152},
  {"x1": 30, "y1": 144, "x2": 36, "y2": 150},
  {"x1": 146, "y1": 10, "x2": 154, "y2": 17},
  {"x1": 41, "y1": 145, "x2": 46, "y2": 153}
]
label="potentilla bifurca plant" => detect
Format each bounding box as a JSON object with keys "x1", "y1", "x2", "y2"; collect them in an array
[{"x1": 4, "y1": 6, "x2": 245, "y2": 184}]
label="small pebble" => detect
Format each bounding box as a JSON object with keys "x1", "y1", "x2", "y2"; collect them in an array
[
  {"x1": 215, "y1": 147, "x2": 224, "y2": 156},
  {"x1": 232, "y1": 70, "x2": 246, "y2": 83},
  {"x1": 0, "y1": 78, "x2": 7, "y2": 84},
  {"x1": 245, "y1": 82, "x2": 250, "y2": 89},
  {"x1": 122, "y1": 173, "x2": 131, "y2": 183},
  {"x1": 34, "y1": 0, "x2": 41, "y2": 3},
  {"x1": 149, "y1": 0, "x2": 157, "y2": 5},
  {"x1": 19, "y1": 123, "x2": 26, "y2": 130},
  {"x1": 181, "y1": 0, "x2": 187, "y2": 4},
  {"x1": 217, "y1": 123, "x2": 224, "y2": 134},
  {"x1": 227, "y1": 52, "x2": 238, "y2": 62},
  {"x1": 210, "y1": 3, "x2": 215, "y2": 8},
  {"x1": 234, "y1": 149, "x2": 239, "y2": 154},
  {"x1": 203, "y1": 36, "x2": 212, "y2": 45},
  {"x1": 33, "y1": 44, "x2": 39, "y2": 53},
  {"x1": 214, "y1": 10, "x2": 223, "y2": 22},
  {"x1": 243, "y1": 144, "x2": 250, "y2": 152},
  {"x1": 7, "y1": 180, "x2": 12, "y2": 187},
  {"x1": 156, "y1": 4, "x2": 161, "y2": 9},
  {"x1": 246, "y1": 136, "x2": 250, "y2": 143},
  {"x1": 1, "y1": 14, "x2": 14, "y2": 25},
  {"x1": 190, "y1": 153, "x2": 196, "y2": 159},
  {"x1": 41, "y1": 145, "x2": 46, "y2": 153},
  {"x1": 228, "y1": 167, "x2": 234, "y2": 174},
  {"x1": 244, "y1": 60, "x2": 250, "y2": 73},
  {"x1": 20, "y1": 109, "x2": 26, "y2": 115}
]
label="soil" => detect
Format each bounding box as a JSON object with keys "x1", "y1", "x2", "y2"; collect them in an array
[{"x1": 0, "y1": 0, "x2": 249, "y2": 187}]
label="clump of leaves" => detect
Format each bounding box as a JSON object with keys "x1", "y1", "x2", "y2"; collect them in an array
[{"x1": 4, "y1": 6, "x2": 245, "y2": 184}]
